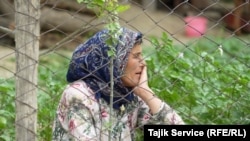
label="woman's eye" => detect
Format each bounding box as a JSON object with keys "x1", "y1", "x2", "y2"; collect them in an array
[
  {"x1": 134, "y1": 54, "x2": 139, "y2": 58},
  {"x1": 133, "y1": 54, "x2": 141, "y2": 58}
]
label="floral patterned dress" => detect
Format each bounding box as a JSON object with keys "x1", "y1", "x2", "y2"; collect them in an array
[{"x1": 52, "y1": 80, "x2": 185, "y2": 141}]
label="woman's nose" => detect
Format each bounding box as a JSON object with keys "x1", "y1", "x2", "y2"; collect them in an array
[{"x1": 140, "y1": 59, "x2": 146, "y2": 66}]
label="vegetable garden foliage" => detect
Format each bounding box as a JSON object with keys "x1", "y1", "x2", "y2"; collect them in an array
[{"x1": 146, "y1": 34, "x2": 250, "y2": 124}]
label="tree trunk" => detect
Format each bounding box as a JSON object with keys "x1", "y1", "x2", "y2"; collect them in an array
[
  {"x1": 40, "y1": 7, "x2": 96, "y2": 33},
  {"x1": 15, "y1": 0, "x2": 40, "y2": 141},
  {"x1": 42, "y1": 0, "x2": 96, "y2": 16}
]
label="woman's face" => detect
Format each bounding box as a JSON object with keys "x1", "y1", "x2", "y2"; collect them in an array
[{"x1": 121, "y1": 44, "x2": 144, "y2": 87}]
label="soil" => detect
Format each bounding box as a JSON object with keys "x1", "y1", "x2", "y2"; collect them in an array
[
  {"x1": 0, "y1": 2, "x2": 249, "y2": 79},
  {"x1": 0, "y1": 45, "x2": 15, "y2": 79}
]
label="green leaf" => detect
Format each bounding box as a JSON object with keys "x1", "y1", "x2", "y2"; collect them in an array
[
  {"x1": 107, "y1": 50, "x2": 115, "y2": 57},
  {"x1": 77, "y1": 0, "x2": 84, "y2": 3},
  {"x1": 0, "y1": 116, "x2": 7, "y2": 129},
  {"x1": 116, "y1": 5, "x2": 130, "y2": 13}
]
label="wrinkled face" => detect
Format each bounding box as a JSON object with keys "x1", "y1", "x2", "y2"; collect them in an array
[{"x1": 121, "y1": 44, "x2": 144, "y2": 87}]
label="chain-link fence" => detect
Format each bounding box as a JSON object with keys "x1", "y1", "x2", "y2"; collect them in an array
[{"x1": 0, "y1": 0, "x2": 249, "y2": 140}]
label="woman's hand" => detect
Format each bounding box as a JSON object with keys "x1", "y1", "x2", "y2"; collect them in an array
[
  {"x1": 133, "y1": 64, "x2": 163, "y2": 114},
  {"x1": 133, "y1": 63, "x2": 151, "y2": 96},
  {"x1": 138, "y1": 64, "x2": 149, "y2": 88}
]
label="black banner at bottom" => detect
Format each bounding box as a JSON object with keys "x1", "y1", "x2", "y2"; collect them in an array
[{"x1": 144, "y1": 125, "x2": 250, "y2": 141}]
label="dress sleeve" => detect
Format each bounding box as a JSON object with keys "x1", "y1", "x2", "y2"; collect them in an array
[
  {"x1": 52, "y1": 82, "x2": 99, "y2": 141},
  {"x1": 137, "y1": 97, "x2": 185, "y2": 127}
]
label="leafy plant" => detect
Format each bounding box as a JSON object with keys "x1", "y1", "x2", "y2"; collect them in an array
[
  {"x1": 0, "y1": 79, "x2": 15, "y2": 141},
  {"x1": 146, "y1": 34, "x2": 250, "y2": 124},
  {"x1": 77, "y1": 0, "x2": 130, "y2": 56},
  {"x1": 76, "y1": 1, "x2": 131, "y2": 140},
  {"x1": 37, "y1": 52, "x2": 70, "y2": 140}
]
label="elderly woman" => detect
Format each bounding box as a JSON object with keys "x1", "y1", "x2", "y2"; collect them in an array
[{"x1": 52, "y1": 27, "x2": 185, "y2": 141}]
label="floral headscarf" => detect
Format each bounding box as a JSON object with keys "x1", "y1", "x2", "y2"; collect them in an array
[{"x1": 66, "y1": 27, "x2": 142, "y2": 110}]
